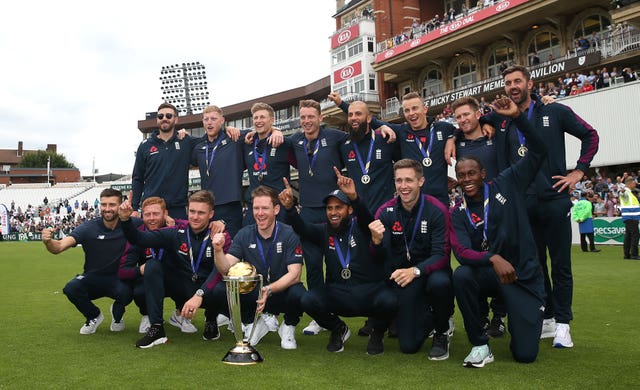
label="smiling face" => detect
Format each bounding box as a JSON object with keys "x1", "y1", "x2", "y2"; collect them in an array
[
  {"x1": 504, "y1": 70, "x2": 533, "y2": 109},
  {"x1": 252, "y1": 195, "x2": 279, "y2": 235},
  {"x1": 252, "y1": 109, "x2": 274, "y2": 139},
  {"x1": 142, "y1": 203, "x2": 167, "y2": 231},
  {"x1": 453, "y1": 103, "x2": 482, "y2": 138},
  {"x1": 455, "y1": 158, "x2": 486, "y2": 201},
  {"x1": 402, "y1": 97, "x2": 428, "y2": 130},
  {"x1": 188, "y1": 201, "x2": 214, "y2": 233},
  {"x1": 300, "y1": 106, "x2": 322, "y2": 139},
  {"x1": 347, "y1": 101, "x2": 371, "y2": 140},
  {"x1": 394, "y1": 167, "x2": 425, "y2": 210},
  {"x1": 100, "y1": 196, "x2": 121, "y2": 223},
  {"x1": 157, "y1": 107, "x2": 178, "y2": 134},
  {"x1": 325, "y1": 197, "x2": 352, "y2": 230}
]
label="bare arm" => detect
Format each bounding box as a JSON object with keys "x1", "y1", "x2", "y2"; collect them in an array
[{"x1": 42, "y1": 228, "x2": 76, "y2": 254}]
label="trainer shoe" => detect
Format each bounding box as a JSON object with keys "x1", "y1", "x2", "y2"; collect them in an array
[
  {"x1": 486, "y1": 316, "x2": 505, "y2": 338},
  {"x1": 553, "y1": 323, "x2": 574, "y2": 348},
  {"x1": 540, "y1": 318, "x2": 556, "y2": 339},
  {"x1": 138, "y1": 315, "x2": 150, "y2": 334},
  {"x1": 428, "y1": 332, "x2": 450, "y2": 360},
  {"x1": 202, "y1": 321, "x2": 220, "y2": 341},
  {"x1": 366, "y1": 329, "x2": 384, "y2": 355},
  {"x1": 109, "y1": 304, "x2": 125, "y2": 332},
  {"x1": 169, "y1": 311, "x2": 198, "y2": 333},
  {"x1": 80, "y1": 312, "x2": 104, "y2": 335},
  {"x1": 136, "y1": 324, "x2": 168, "y2": 349},
  {"x1": 246, "y1": 316, "x2": 270, "y2": 346},
  {"x1": 263, "y1": 313, "x2": 279, "y2": 332},
  {"x1": 358, "y1": 320, "x2": 373, "y2": 337},
  {"x1": 216, "y1": 314, "x2": 230, "y2": 328},
  {"x1": 278, "y1": 323, "x2": 297, "y2": 350},
  {"x1": 463, "y1": 344, "x2": 494, "y2": 368},
  {"x1": 303, "y1": 319, "x2": 325, "y2": 335},
  {"x1": 327, "y1": 322, "x2": 351, "y2": 353}
]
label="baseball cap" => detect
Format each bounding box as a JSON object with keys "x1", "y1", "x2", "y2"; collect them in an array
[{"x1": 323, "y1": 190, "x2": 351, "y2": 206}]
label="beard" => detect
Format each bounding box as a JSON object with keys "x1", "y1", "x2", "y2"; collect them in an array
[
  {"x1": 327, "y1": 216, "x2": 352, "y2": 236},
  {"x1": 348, "y1": 121, "x2": 369, "y2": 143}
]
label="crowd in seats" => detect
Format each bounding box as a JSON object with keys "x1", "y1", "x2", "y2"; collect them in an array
[{"x1": 570, "y1": 170, "x2": 640, "y2": 217}]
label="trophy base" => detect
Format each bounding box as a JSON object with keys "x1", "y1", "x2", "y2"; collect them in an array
[{"x1": 222, "y1": 342, "x2": 264, "y2": 365}]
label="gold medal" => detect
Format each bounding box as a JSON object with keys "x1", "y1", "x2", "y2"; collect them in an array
[{"x1": 518, "y1": 146, "x2": 528, "y2": 157}]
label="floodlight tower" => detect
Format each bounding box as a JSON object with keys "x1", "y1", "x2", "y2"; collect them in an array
[{"x1": 159, "y1": 62, "x2": 210, "y2": 115}]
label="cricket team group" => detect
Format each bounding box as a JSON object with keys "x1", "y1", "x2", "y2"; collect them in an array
[{"x1": 42, "y1": 64, "x2": 599, "y2": 368}]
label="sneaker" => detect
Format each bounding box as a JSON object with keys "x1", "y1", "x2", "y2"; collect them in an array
[
  {"x1": 80, "y1": 312, "x2": 104, "y2": 335},
  {"x1": 278, "y1": 323, "x2": 297, "y2": 350},
  {"x1": 540, "y1": 318, "x2": 556, "y2": 339},
  {"x1": 303, "y1": 319, "x2": 325, "y2": 335},
  {"x1": 109, "y1": 304, "x2": 125, "y2": 332},
  {"x1": 366, "y1": 329, "x2": 384, "y2": 355},
  {"x1": 428, "y1": 333, "x2": 450, "y2": 360},
  {"x1": 203, "y1": 321, "x2": 220, "y2": 341},
  {"x1": 463, "y1": 344, "x2": 494, "y2": 368},
  {"x1": 136, "y1": 324, "x2": 168, "y2": 349},
  {"x1": 216, "y1": 314, "x2": 230, "y2": 328},
  {"x1": 486, "y1": 316, "x2": 505, "y2": 338},
  {"x1": 169, "y1": 312, "x2": 198, "y2": 333},
  {"x1": 138, "y1": 315, "x2": 150, "y2": 334},
  {"x1": 263, "y1": 313, "x2": 279, "y2": 332},
  {"x1": 358, "y1": 320, "x2": 373, "y2": 337},
  {"x1": 246, "y1": 316, "x2": 270, "y2": 346},
  {"x1": 327, "y1": 322, "x2": 351, "y2": 353},
  {"x1": 553, "y1": 323, "x2": 574, "y2": 348}
]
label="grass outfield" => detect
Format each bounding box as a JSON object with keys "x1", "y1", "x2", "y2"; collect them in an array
[{"x1": 0, "y1": 242, "x2": 638, "y2": 389}]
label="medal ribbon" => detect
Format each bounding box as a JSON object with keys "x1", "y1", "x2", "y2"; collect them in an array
[
  {"x1": 303, "y1": 137, "x2": 320, "y2": 174},
  {"x1": 412, "y1": 125, "x2": 434, "y2": 160},
  {"x1": 149, "y1": 248, "x2": 164, "y2": 261},
  {"x1": 186, "y1": 229, "x2": 210, "y2": 276},
  {"x1": 400, "y1": 195, "x2": 425, "y2": 260},
  {"x1": 333, "y1": 218, "x2": 355, "y2": 270},
  {"x1": 515, "y1": 100, "x2": 536, "y2": 149},
  {"x1": 352, "y1": 131, "x2": 376, "y2": 176},
  {"x1": 463, "y1": 183, "x2": 490, "y2": 247},
  {"x1": 255, "y1": 222, "x2": 280, "y2": 277},
  {"x1": 253, "y1": 136, "x2": 270, "y2": 174},
  {"x1": 205, "y1": 135, "x2": 224, "y2": 176}
]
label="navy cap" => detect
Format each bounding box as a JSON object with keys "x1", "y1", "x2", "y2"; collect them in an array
[{"x1": 323, "y1": 190, "x2": 351, "y2": 206}]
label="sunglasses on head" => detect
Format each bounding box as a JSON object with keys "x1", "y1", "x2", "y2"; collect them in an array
[{"x1": 157, "y1": 113, "x2": 174, "y2": 120}]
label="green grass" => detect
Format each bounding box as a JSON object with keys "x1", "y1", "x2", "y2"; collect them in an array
[{"x1": 0, "y1": 243, "x2": 638, "y2": 389}]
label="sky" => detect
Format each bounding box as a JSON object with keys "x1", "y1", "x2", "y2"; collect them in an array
[{"x1": 0, "y1": 0, "x2": 337, "y2": 177}]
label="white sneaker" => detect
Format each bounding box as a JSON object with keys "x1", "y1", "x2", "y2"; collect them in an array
[
  {"x1": 541, "y1": 318, "x2": 556, "y2": 339},
  {"x1": 246, "y1": 316, "x2": 270, "y2": 346},
  {"x1": 302, "y1": 319, "x2": 325, "y2": 335},
  {"x1": 278, "y1": 323, "x2": 297, "y2": 350},
  {"x1": 463, "y1": 344, "x2": 494, "y2": 368},
  {"x1": 169, "y1": 312, "x2": 198, "y2": 333},
  {"x1": 109, "y1": 304, "x2": 125, "y2": 332},
  {"x1": 262, "y1": 313, "x2": 279, "y2": 332},
  {"x1": 553, "y1": 323, "x2": 574, "y2": 348},
  {"x1": 138, "y1": 315, "x2": 150, "y2": 334},
  {"x1": 216, "y1": 314, "x2": 230, "y2": 328},
  {"x1": 80, "y1": 312, "x2": 104, "y2": 335}
]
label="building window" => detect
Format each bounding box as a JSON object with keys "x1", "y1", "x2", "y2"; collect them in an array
[
  {"x1": 348, "y1": 40, "x2": 363, "y2": 57},
  {"x1": 487, "y1": 45, "x2": 514, "y2": 77},
  {"x1": 574, "y1": 14, "x2": 611, "y2": 42},
  {"x1": 453, "y1": 58, "x2": 477, "y2": 89},
  {"x1": 333, "y1": 49, "x2": 346, "y2": 65},
  {"x1": 527, "y1": 31, "x2": 560, "y2": 64},
  {"x1": 422, "y1": 69, "x2": 443, "y2": 98},
  {"x1": 369, "y1": 73, "x2": 376, "y2": 91},
  {"x1": 354, "y1": 77, "x2": 365, "y2": 94},
  {"x1": 367, "y1": 37, "x2": 375, "y2": 52}
]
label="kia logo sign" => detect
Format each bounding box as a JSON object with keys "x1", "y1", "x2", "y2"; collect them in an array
[
  {"x1": 496, "y1": 1, "x2": 510, "y2": 11},
  {"x1": 384, "y1": 50, "x2": 395, "y2": 59},
  {"x1": 338, "y1": 30, "x2": 352, "y2": 44},
  {"x1": 341, "y1": 66, "x2": 355, "y2": 79}
]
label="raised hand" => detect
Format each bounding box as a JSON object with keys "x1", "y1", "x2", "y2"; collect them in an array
[
  {"x1": 490, "y1": 95, "x2": 519, "y2": 118},
  {"x1": 333, "y1": 166, "x2": 357, "y2": 201},
  {"x1": 211, "y1": 232, "x2": 226, "y2": 251},
  {"x1": 368, "y1": 219, "x2": 385, "y2": 245},
  {"x1": 328, "y1": 91, "x2": 342, "y2": 106},
  {"x1": 278, "y1": 178, "x2": 295, "y2": 210}
]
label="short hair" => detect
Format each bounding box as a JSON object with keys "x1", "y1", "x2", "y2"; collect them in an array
[
  {"x1": 203, "y1": 105, "x2": 224, "y2": 116},
  {"x1": 455, "y1": 155, "x2": 485, "y2": 171},
  {"x1": 251, "y1": 185, "x2": 279, "y2": 206},
  {"x1": 502, "y1": 65, "x2": 531, "y2": 81},
  {"x1": 624, "y1": 176, "x2": 636, "y2": 185},
  {"x1": 157, "y1": 103, "x2": 178, "y2": 115},
  {"x1": 299, "y1": 99, "x2": 321, "y2": 114},
  {"x1": 401, "y1": 91, "x2": 422, "y2": 102},
  {"x1": 451, "y1": 96, "x2": 480, "y2": 112},
  {"x1": 189, "y1": 190, "x2": 215, "y2": 209},
  {"x1": 100, "y1": 188, "x2": 123, "y2": 202},
  {"x1": 251, "y1": 102, "x2": 274, "y2": 117},
  {"x1": 393, "y1": 158, "x2": 423, "y2": 179},
  {"x1": 141, "y1": 196, "x2": 167, "y2": 211}
]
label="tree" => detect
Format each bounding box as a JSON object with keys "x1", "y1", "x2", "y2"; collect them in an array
[{"x1": 18, "y1": 150, "x2": 76, "y2": 169}]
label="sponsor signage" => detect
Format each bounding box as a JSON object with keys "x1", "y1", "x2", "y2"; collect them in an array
[
  {"x1": 331, "y1": 24, "x2": 360, "y2": 49},
  {"x1": 427, "y1": 51, "x2": 601, "y2": 107},
  {"x1": 333, "y1": 61, "x2": 362, "y2": 84},
  {"x1": 593, "y1": 218, "x2": 625, "y2": 244},
  {"x1": 375, "y1": 0, "x2": 530, "y2": 63},
  {"x1": 3, "y1": 232, "x2": 43, "y2": 241}
]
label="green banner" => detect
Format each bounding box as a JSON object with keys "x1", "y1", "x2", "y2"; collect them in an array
[{"x1": 593, "y1": 218, "x2": 625, "y2": 244}]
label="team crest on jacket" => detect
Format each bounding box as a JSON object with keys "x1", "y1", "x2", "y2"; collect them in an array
[
  {"x1": 391, "y1": 221, "x2": 403, "y2": 234},
  {"x1": 145, "y1": 248, "x2": 152, "y2": 257},
  {"x1": 150, "y1": 145, "x2": 159, "y2": 154},
  {"x1": 295, "y1": 245, "x2": 303, "y2": 256},
  {"x1": 348, "y1": 150, "x2": 356, "y2": 160},
  {"x1": 179, "y1": 243, "x2": 188, "y2": 254},
  {"x1": 328, "y1": 236, "x2": 335, "y2": 249}
]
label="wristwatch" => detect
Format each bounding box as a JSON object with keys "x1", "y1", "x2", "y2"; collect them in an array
[
  {"x1": 195, "y1": 289, "x2": 205, "y2": 297},
  {"x1": 413, "y1": 267, "x2": 421, "y2": 277}
]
